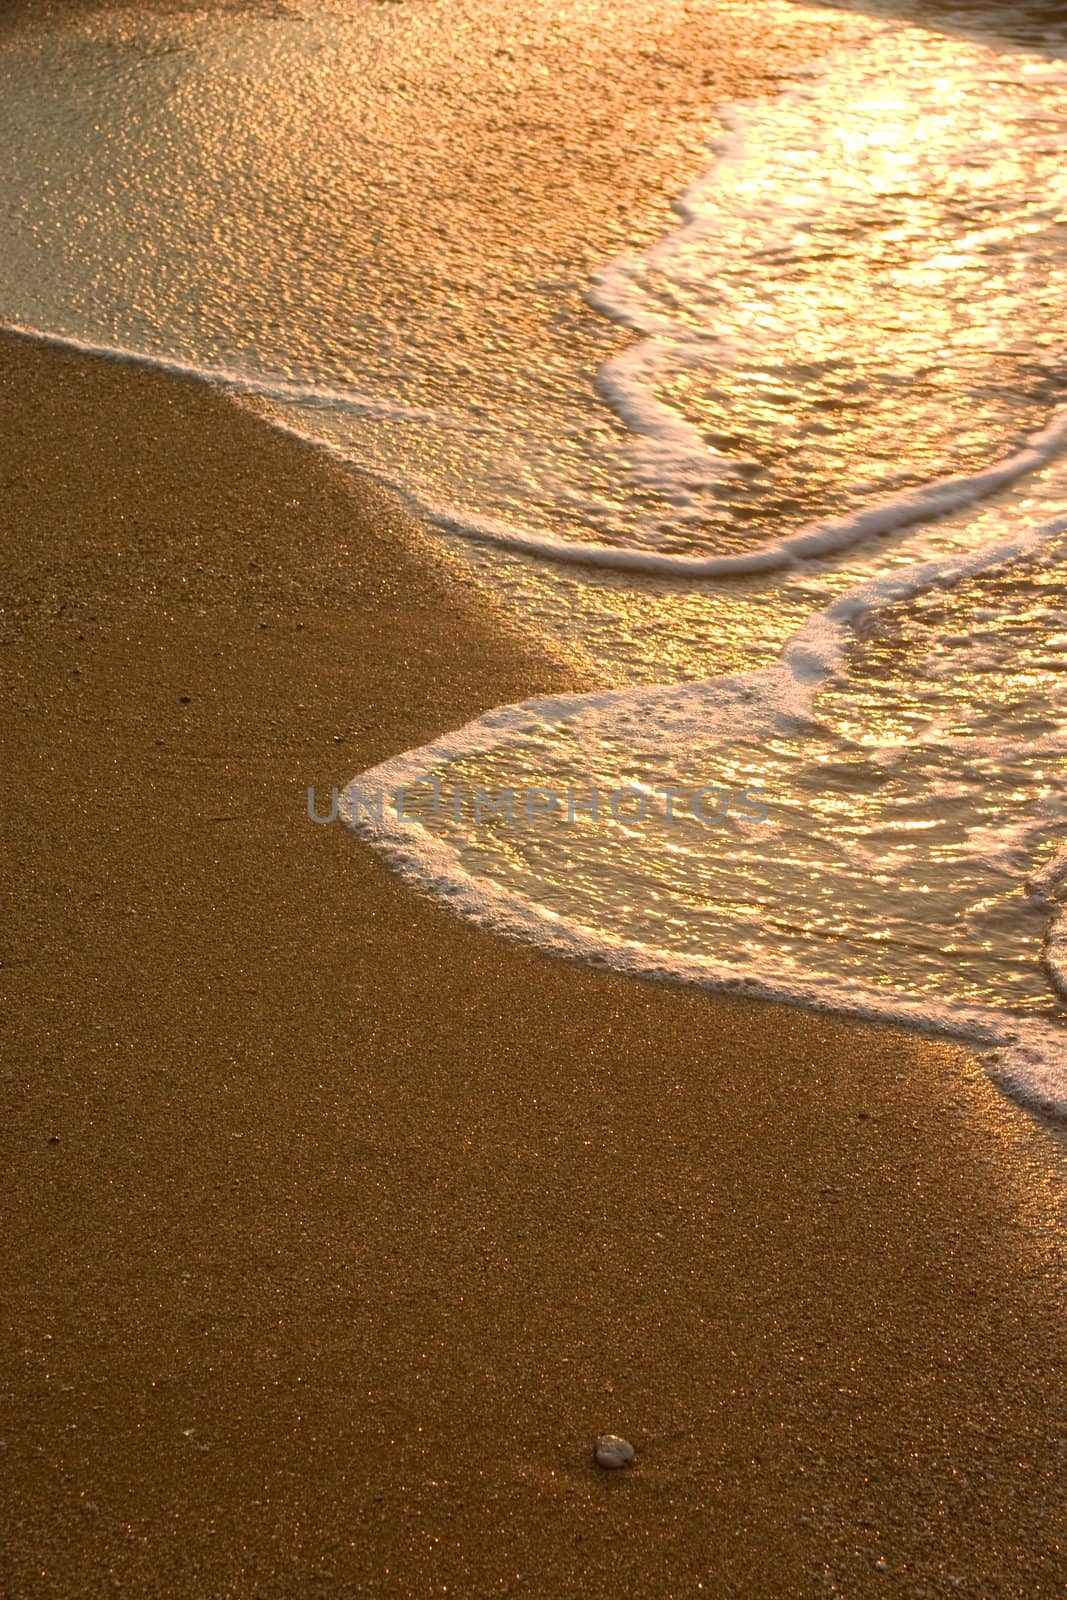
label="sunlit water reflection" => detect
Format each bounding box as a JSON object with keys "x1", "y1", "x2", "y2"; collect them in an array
[
  {"x1": 1, "y1": 0, "x2": 1065, "y2": 1107},
  {"x1": 394, "y1": 517, "x2": 1066, "y2": 1019}
]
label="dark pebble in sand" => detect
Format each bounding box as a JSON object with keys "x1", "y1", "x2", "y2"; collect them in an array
[{"x1": 594, "y1": 1434, "x2": 635, "y2": 1470}]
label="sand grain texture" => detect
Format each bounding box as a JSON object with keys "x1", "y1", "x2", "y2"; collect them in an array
[{"x1": 1, "y1": 333, "x2": 1066, "y2": 1597}]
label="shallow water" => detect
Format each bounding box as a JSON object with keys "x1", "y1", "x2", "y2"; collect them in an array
[{"x1": 1, "y1": 0, "x2": 1064, "y2": 1109}]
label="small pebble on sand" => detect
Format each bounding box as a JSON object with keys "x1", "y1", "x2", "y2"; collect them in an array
[{"x1": 594, "y1": 1434, "x2": 635, "y2": 1470}]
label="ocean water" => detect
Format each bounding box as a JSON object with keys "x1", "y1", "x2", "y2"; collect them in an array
[{"x1": 1, "y1": 0, "x2": 1064, "y2": 1110}]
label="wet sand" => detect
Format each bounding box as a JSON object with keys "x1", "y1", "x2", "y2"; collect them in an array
[{"x1": 1, "y1": 329, "x2": 1066, "y2": 1598}]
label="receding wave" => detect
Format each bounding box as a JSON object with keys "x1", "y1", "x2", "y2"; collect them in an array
[
  {"x1": 342, "y1": 515, "x2": 1067, "y2": 1117},
  {"x1": 3, "y1": 3, "x2": 1067, "y2": 567},
  {"x1": 3, "y1": 0, "x2": 1065, "y2": 1116}
]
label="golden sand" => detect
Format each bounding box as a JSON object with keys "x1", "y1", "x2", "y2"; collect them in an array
[{"x1": 1, "y1": 331, "x2": 1065, "y2": 1596}]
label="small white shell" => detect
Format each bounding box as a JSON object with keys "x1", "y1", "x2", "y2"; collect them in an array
[{"x1": 594, "y1": 1434, "x2": 635, "y2": 1470}]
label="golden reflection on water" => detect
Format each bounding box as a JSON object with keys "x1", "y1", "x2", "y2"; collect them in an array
[
  {"x1": 3, "y1": 0, "x2": 1066, "y2": 1075},
  {"x1": 390, "y1": 511, "x2": 1067, "y2": 1027},
  {"x1": 5, "y1": 0, "x2": 1067, "y2": 569}
]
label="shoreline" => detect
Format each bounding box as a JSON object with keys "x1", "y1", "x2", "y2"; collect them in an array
[
  {"x1": 15, "y1": 330, "x2": 1064, "y2": 1124},
  {"x1": 2, "y1": 327, "x2": 1066, "y2": 1597}
]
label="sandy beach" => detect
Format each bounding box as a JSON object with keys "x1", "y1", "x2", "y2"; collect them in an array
[
  {"x1": 3, "y1": 0, "x2": 1067, "y2": 1591},
  {"x1": 2, "y1": 326, "x2": 1066, "y2": 1597}
]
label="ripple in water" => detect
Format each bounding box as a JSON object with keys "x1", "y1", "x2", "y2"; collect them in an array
[{"x1": 1, "y1": 0, "x2": 1064, "y2": 1109}]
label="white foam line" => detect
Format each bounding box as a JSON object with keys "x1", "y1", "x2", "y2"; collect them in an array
[
  {"x1": 7, "y1": 319, "x2": 1067, "y2": 583},
  {"x1": 779, "y1": 516, "x2": 1067, "y2": 687},
  {"x1": 344, "y1": 513, "x2": 1067, "y2": 798},
  {"x1": 1034, "y1": 847, "x2": 1067, "y2": 1004},
  {"x1": 342, "y1": 775, "x2": 1067, "y2": 1117},
  {"x1": 0, "y1": 320, "x2": 492, "y2": 434},
  {"x1": 342, "y1": 512, "x2": 1067, "y2": 1118},
  {"x1": 422, "y1": 404, "x2": 1067, "y2": 576}
]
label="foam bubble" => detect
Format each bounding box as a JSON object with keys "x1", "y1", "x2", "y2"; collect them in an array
[{"x1": 343, "y1": 516, "x2": 1067, "y2": 1118}]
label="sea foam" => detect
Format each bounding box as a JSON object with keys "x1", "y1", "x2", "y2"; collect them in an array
[
  {"x1": 2, "y1": 0, "x2": 1065, "y2": 1113},
  {"x1": 341, "y1": 511, "x2": 1067, "y2": 1117}
]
